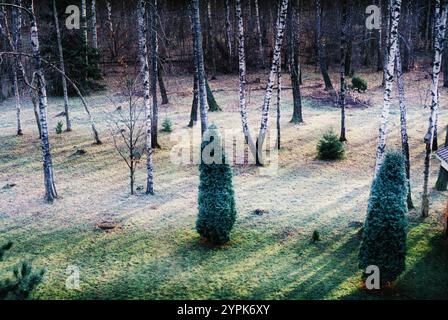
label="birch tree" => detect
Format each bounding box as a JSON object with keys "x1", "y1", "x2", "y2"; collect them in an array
[
  {"x1": 396, "y1": 47, "x2": 414, "y2": 209},
  {"x1": 188, "y1": 5, "x2": 199, "y2": 128},
  {"x1": 422, "y1": 0, "x2": 448, "y2": 218},
  {"x1": 29, "y1": 0, "x2": 58, "y2": 202},
  {"x1": 254, "y1": 0, "x2": 265, "y2": 68},
  {"x1": 91, "y1": 0, "x2": 98, "y2": 50},
  {"x1": 137, "y1": 0, "x2": 154, "y2": 194},
  {"x1": 81, "y1": 0, "x2": 88, "y2": 48},
  {"x1": 236, "y1": 0, "x2": 255, "y2": 157},
  {"x1": 205, "y1": 0, "x2": 216, "y2": 80},
  {"x1": 373, "y1": 0, "x2": 402, "y2": 177},
  {"x1": 257, "y1": 0, "x2": 288, "y2": 163},
  {"x1": 339, "y1": 0, "x2": 347, "y2": 142},
  {"x1": 288, "y1": 0, "x2": 303, "y2": 124},
  {"x1": 191, "y1": 0, "x2": 208, "y2": 135},
  {"x1": 106, "y1": 0, "x2": 117, "y2": 59},
  {"x1": 315, "y1": 0, "x2": 333, "y2": 91},
  {"x1": 276, "y1": 56, "x2": 281, "y2": 149},
  {"x1": 150, "y1": 0, "x2": 160, "y2": 149},
  {"x1": 52, "y1": 0, "x2": 71, "y2": 132},
  {"x1": 11, "y1": 0, "x2": 21, "y2": 135},
  {"x1": 224, "y1": 0, "x2": 232, "y2": 64}
]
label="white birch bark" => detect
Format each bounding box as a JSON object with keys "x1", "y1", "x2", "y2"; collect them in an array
[
  {"x1": 12, "y1": 0, "x2": 21, "y2": 135},
  {"x1": 53, "y1": 0, "x2": 71, "y2": 132},
  {"x1": 206, "y1": 0, "x2": 216, "y2": 79},
  {"x1": 373, "y1": 0, "x2": 402, "y2": 177},
  {"x1": 224, "y1": 0, "x2": 232, "y2": 63},
  {"x1": 91, "y1": 0, "x2": 98, "y2": 50},
  {"x1": 150, "y1": 0, "x2": 159, "y2": 149},
  {"x1": 236, "y1": 0, "x2": 255, "y2": 157},
  {"x1": 191, "y1": 0, "x2": 208, "y2": 135},
  {"x1": 28, "y1": 0, "x2": 58, "y2": 202},
  {"x1": 81, "y1": 0, "x2": 88, "y2": 48},
  {"x1": 106, "y1": 0, "x2": 116, "y2": 58},
  {"x1": 422, "y1": 0, "x2": 447, "y2": 217},
  {"x1": 339, "y1": 0, "x2": 347, "y2": 142},
  {"x1": 254, "y1": 0, "x2": 265, "y2": 68},
  {"x1": 395, "y1": 46, "x2": 414, "y2": 209},
  {"x1": 138, "y1": 0, "x2": 154, "y2": 194},
  {"x1": 257, "y1": 0, "x2": 288, "y2": 163}
]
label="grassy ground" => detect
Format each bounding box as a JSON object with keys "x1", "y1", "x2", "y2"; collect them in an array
[{"x1": 0, "y1": 68, "x2": 447, "y2": 299}]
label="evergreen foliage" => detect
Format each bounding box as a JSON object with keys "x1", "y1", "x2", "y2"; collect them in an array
[
  {"x1": 359, "y1": 151, "x2": 408, "y2": 284},
  {"x1": 0, "y1": 242, "x2": 45, "y2": 300},
  {"x1": 351, "y1": 76, "x2": 368, "y2": 92},
  {"x1": 196, "y1": 124, "x2": 236, "y2": 245},
  {"x1": 43, "y1": 33, "x2": 104, "y2": 96},
  {"x1": 55, "y1": 121, "x2": 63, "y2": 134},
  {"x1": 161, "y1": 118, "x2": 172, "y2": 132},
  {"x1": 317, "y1": 131, "x2": 345, "y2": 160}
]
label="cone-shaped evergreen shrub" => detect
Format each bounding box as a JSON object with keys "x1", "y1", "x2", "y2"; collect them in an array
[
  {"x1": 359, "y1": 151, "x2": 408, "y2": 284},
  {"x1": 352, "y1": 76, "x2": 368, "y2": 92},
  {"x1": 206, "y1": 80, "x2": 221, "y2": 112},
  {"x1": 0, "y1": 242, "x2": 45, "y2": 300},
  {"x1": 317, "y1": 131, "x2": 345, "y2": 160},
  {"x1": 196, "y1": 124, "x2": 236, "y2": 245}
]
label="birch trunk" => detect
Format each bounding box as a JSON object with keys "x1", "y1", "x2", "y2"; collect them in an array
[
  {"x1": 91, "y1": 0, "x2": 98, "y2": 50},
  {"x1": 150, "y1": 0, "x2": 160, "y2": 149},
  {"x1": 396, "y1": 46, "x2": 414, "y2": 209},
  {"x1": 224, "y1": 0, "x2": 232, "y2": 64},
  {"x1": 254, "y1": 0, "x2": 265, "y2": 68},
  {"x1": 53, "y1": 0, "x2": 71, "y2": 132},
  {"x1": 188, "y1": 6, "x2": 199, "y2": 128},
  {"x1": 206, "y1": 0, "x2": 216, "y2": 80},
  {"x1": 339, "y1": 0, "x2": 347, "y2": 142},
  {"x1": 106, "y1": 0, "x2": 117, "y2": 59},
  {"x1": 235, "y1": 0, "x2": 255, "y2": 158},
  {"x1": 289, "y1": 0, "x2": 303, "y2": 124},
  {"x1": 315, "y1": 0, "x2": 333, "y2": 91},
  {"x1": 382, "y1": 0, "x2": 391, "y2": 87},
  {"x1": 422, "y1": 0, "x2": 447, "y2": 217},
  {"x1": 276, "y1": 55, "x2": 281, "y2": 149},
  {"x1": 191, "y1": 0, "x2": 208, "y2": 135},
  {"x1": 373, "y1": 0, "x2": 402, "y2": 177},
  {"x1": 81, "y1": 0, "x2": 88, "y2": 48},
  {"x1": 11, "y1": 1, "x2": 22, "y2": 135},
  {"x1": 257, "y1": 0, "x2": 288, "y2": 164},
  {"x1": 137, "y1": 0, "x2": 154, "y2": 194},
  {"x1": 29, "y1": 0, "x2": 58, "y2": 202}
]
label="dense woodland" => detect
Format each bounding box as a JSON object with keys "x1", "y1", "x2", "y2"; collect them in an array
[{"x1": 0, "y1": 0, "x2": 448, "y2": 300}]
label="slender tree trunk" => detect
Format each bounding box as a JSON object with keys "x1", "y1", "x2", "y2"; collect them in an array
[
  {"x1": 254, "y1": 0, "x2": 265, "y2": 68},
  {"x1": 191, "y1": 0, "x2": 208, "y2": 135},
  {"x1": 396, "y1": 46, "x2": 414, "y2": 209},
  {"x1": 205, "y1": 0, "x2": 217, "y2": 80},
  {"x1": 422, "y1": 0, "x2": 447, "y2": 218},
  {"x1": 382, "y1": 0, "x2": 391, "y2": 87},
  {"x1": 315, "y1": 0, "x2": 333, "y2": 91},
  {"x1": 157, "y1": 63, "x2": 169, "y2": 105},
  {"x1": 81, "y1": 0, "x2": 88, "y2": 51},
  {"x1": 376, "y1": 0, "x2": 383, "y2": 72},
  {"x1": 276, "y1": 55, "x2": 281, "y2": 149},
  {"x1": 339, "y1": 0, "x2": 347, "y2": 142},
  {"x1": 435, "y1": 125, "x2": 448, "y2": 191},
  {"x1": 224, "y1": 0, "x2": 232, "y2": 65},
  {"x1": 91, "y1": 0, "x2": 98, "y2": 50},
  {"x1": 374, "y1": 0, "x2": 402, "y2": 177},
  {"x1": 106, "y1": 0, "x2": 117, "y2": 59},
  {"x1": 257, "y1": 0, "x2": 288, "y2": 164},
  {"x1": 11, "y1": 1, "x2": 22, "y2": 135},
  {"x1": 289, "y1": 0, "x2": 303, "y2": 124},
  {"x1": 29, "y1": 0, "x2": 58, "y2": 202},
  {"x1": 137, "y1": 0, "x2": 154, "y2": 194},
  {"x1": 236, "y1": 0, "x2": 255, "y2": 157},
  {"x1": 150, "y1": 0, "x2": 160, "y2": 149},
  {"x1": 53, "y1": 0, "x2": 71, "y2": 132},
  {"x1": 188, "y1": 7, "x2": 199, "y2": 128},
  {"x1": 344, "y1": 5, "x2": 353, "y2": 77}
]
